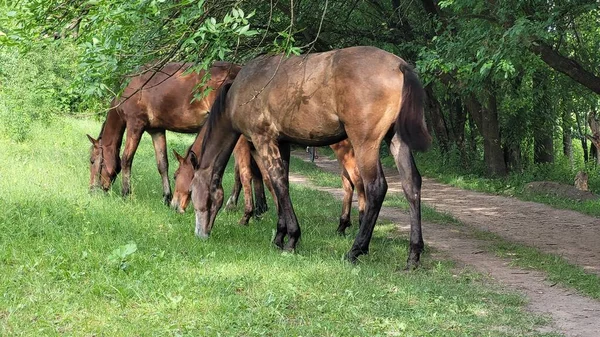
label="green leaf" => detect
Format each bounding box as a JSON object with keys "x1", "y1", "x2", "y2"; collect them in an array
[
  {"x1": 479, "y1": 60, "x2": 493, "y2": 76},
  {"x1": 238, "y1": 24, "x2": 249, "y2": 35},
  {"x1": 108, "y1": 242, "x2": 138, "y2": 265}
]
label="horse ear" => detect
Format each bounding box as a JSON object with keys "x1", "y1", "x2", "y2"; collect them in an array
[
  {"x1": 173, "y1": 149, "x2": 184, "y2": 162},
  {"x1": 87, "y1": 134, "x2": 98, "y2": 145},
  {"x1": 189, "y1": 150, "x2": 199, "y2": 170}
]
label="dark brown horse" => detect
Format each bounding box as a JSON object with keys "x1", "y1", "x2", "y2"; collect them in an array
[
  {"x1": 191, "y1": 46, "x2": 431, "y2": 269},
  {"x1": 87, "y1": 61, "x2": 240, "y2": 203},
  {"x1": 171, "y1": 125, "x2": 271, "y2": 225}
]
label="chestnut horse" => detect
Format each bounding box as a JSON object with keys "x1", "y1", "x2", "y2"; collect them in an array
[
  {"x1": 171, "y1": 125, "x2": 271, "y2": 225},
  {"x1": 191, "y1": 46, "x2": 431, "y2": 269},
  {"x1": 172, "y1": 134, "x2": 362, "y2": 232},
  {"x1": 87, "y1": 61, "x2": 240, "y2": 203}
]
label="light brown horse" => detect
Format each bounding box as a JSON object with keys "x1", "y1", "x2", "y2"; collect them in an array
[
  {"x1": 171, "y1": 125, "x2": 271, "y2": 225},
  {"x1": 87, "y1": 61, "x2": 240, "y2": 203},
  {"x1": 191, "y1": 46, "x2": 431, "y2": 269}
]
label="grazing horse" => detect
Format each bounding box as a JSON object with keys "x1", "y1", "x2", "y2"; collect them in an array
[
  {"x1": 172, "y1": 133, "x2": 361, "y2": 231},
  {"x1": 191, "y1": 46, "x2": 431, "y2": 269},
  {"x1": 171, "y1": 125, "x2": 271, "y2": 225},
  {"x1": 87, "y1": 61, "x2": 240, "y2": 203}
]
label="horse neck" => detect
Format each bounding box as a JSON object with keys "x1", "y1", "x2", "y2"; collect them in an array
[
  {"x1": 99, "y1": 107, "x2": 126, "y2": 160},
  {"x1": 188, "y1": 126, "x2": 208, "y2": 158},
  {"x1": 199, "y1": 117, "x2": 239, "y2": 180}
]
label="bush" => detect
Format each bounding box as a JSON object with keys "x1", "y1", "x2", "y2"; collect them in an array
[{"x1": 0, "y1": 42, "x2": 92, "y2": 141}]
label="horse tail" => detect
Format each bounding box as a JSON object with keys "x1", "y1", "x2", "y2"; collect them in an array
[
  {"x1": 396, "y1": 62, "x2": 431, "y2": 152},
  {"x1": 201, "y1": 82, "x2": 233, "y2": 154}
]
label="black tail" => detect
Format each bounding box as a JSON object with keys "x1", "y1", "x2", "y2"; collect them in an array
[
  {"x1": 201, "y1": 82, "x2": 233, "y2": 155},
  {"x1": 396, "y1": 63, "x2": 431, "y2": 152}
]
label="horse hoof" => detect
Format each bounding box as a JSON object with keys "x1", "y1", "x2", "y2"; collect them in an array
[
  {"x1": 255, "y1": 206, "x2": 268, "y2": 217},
  {"x1": 163, "y1": 195, "x2": 172, "y2": 205},
  {"x1": 344, "y1": 252, "x2": 359, "y2": 264},
  {"x1": 345, "y1": 248, "x2": 367, "y2": 264},
  {"x1": 195, "y1": 232, "x2": 210, "y2": 240},
  {"x1": 404, "y1": 259, "x2": 420, "y2": 271},
  {"x1": 273, "y1": 235, "x2": 285, "y2": 250},
  {"x1": 283, "y1": 241, "x2": 297, "y2": 253}
]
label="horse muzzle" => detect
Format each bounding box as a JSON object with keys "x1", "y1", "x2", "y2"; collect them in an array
[{"x1": 195, "y1": 210, "x2": 211, "y2": 239}]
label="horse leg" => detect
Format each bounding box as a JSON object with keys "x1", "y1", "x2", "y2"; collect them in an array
[
  {"x1": 337, "y1": 169, "x2": 354, "y2": 235},
  {"x1": 388, "y1": 134, "x2": 423, "y2": 270},
  {"x1": 331, "y1": 140, "x2": 366, "y2": 235},
  {"x1": 226, "y1": 161, "x2": 242, "y2": 210},
  {"x1": 120, "y1": 126, "x2": 144, "y2": 197},
  {"x1": 346, "y1": 147, "x2": 388, "y2": 263},
  {"x1": 253, "y1": 139, "x2": 300, "y2": 251},
  {"x1": 251, "y1": 157, "x2": 268, "y2": 216},
  {"x1": 252, "y1": 149, "x2": 278, "y2": 212},
  {"x1": 150, "y1": 131, "x2": 172, "y2": 204},
  {"x1": 237, "y1": 155, "x2": 254, "y2": 226}
]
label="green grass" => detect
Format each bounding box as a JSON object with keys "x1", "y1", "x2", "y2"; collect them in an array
[
  {"x1": 289, "y1": 155, "x2": 342, "y2": 188},
  {"x1": 291, "y1": 154, "x2": 600, "y2": 301},
  {"x1": 0, "y1": 118, "x2": 558, "y2": 336}
]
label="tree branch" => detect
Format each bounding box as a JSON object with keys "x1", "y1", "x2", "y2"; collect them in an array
[{"x1": 529, "y1": 41, "x2": 600, "y2": 94}]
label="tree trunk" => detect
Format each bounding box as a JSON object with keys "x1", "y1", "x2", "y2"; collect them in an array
[
  {"x1": 575, "y1": 110, "x2": 589, "y2": 162},
  {"x1": 466, "y1": 94, "x2": 507, "y2": 176},
  {"x1": 561, "y1": 109, "x2": 573, "y2": 168},
  {"x1": 467, "y1": 111, "x2": 477, "y2": 154},
  {"x1": 424, "y1": 86, "x2": 450, "y2": 154},
  {"x1": 503, "y1": 141, "x2": 522, "y2": 173},
  {"x1": 587, "y1": 112, "x2": 600, "y2": 165},
  {"x1": 450, "y1": 98, "x2": 468, "y2": 167},
  {"x1": 532, "y1": 71, "x2": 554, "y2": 164}
]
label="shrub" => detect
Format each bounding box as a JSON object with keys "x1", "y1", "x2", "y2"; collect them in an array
[{"x1": 0, "y1": 42, "x2": 91, "y2": 141}]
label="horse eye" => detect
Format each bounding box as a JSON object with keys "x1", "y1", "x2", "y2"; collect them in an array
[{"x1": 90, "y1": 159, "x2": 95, "y2": 164}]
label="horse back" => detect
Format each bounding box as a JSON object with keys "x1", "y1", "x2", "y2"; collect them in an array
[
  {"x1": 118, "y1": 62, "x2": 240, "y2": 133},
  {"x1": 227, "y1": 47, "x2": 404, "y2": 145}
]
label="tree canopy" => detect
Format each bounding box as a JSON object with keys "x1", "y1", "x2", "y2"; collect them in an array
[{"x1": 2, "y1": 0, "x2": 600, "y2": 174}]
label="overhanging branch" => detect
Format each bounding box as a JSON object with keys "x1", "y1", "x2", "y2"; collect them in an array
[{"x1": 529, "y1": 41, "x2": 600, "y2": 95}]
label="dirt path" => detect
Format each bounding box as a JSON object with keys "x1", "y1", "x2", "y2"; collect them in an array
[{"x1": 290, "y1": 151, "x2": 600, "y2": 337}]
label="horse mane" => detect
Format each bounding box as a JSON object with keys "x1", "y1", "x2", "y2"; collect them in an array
[
  {"x1": 200, "y1": 82, "x2": 233, "y2": 157},
  {"x1": 184, "y1": 144, "x2": 193, "y2": 158},
  {"x1": 97, "y1": 119, "x2": 107, "y2": 140}
]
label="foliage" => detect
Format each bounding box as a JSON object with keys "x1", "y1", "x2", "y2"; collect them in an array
[
  {"x1": 108, "y1": 242, "x2": 138, "y2": 271},
  {"x1": 1, "y1": 0, "x2": 600, "y2": 188},
  {"x1": 2, "y1": 1, "x2": 266, "y2": 100},
  {"x1": 0, "y1": 42, "x2": 98, "y2": 141}
]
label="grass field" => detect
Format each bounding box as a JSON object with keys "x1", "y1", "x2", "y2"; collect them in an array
[{"x1": 0, "y1": 118, "x2": 558, "y2": 336}]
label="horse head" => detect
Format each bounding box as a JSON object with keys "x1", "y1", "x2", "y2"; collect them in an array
[
  {"x1": 190, "y1": 160, "x2": 224, "y2": 239},
  {"x1": 87, "y1": 134, "x2": 120, "y2": 192},
  {"x1": 170, "y1": 149, "x2": 198, "y2": 213}
]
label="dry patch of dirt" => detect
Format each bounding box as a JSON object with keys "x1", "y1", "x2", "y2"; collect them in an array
[
  {"x1": 290, "y1": 151, "x2": 600, "y2": 337},
  {"x1": 524, "y1": 181, "x2": 599, "y2": 201}
]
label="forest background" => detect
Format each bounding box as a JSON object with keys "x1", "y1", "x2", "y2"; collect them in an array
[{"x1": 1, "y1": 0, "x2": 600, "y2": 193}]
